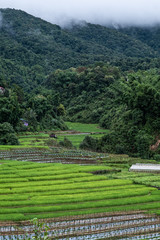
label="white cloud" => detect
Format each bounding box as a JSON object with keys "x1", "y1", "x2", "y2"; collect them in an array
[{"x1": 0, "y1": 0, "x2": 160, "y2": 27}]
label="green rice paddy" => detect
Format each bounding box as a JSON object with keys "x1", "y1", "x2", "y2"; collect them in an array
[
  {"x1": 0, "y1": 121, "x2": 160, "y2": 225},
  {"x1": 0, "y1": 121, "x2": 109, "y2": 150},
  {"x1": 57, "y1": 133, "x2": 104, "y2": 147},
  {"x1": 0, "y1": 159, "x2": 160, "y2": 222},
  {"x1": 65, "y1": 122, "x2": 109, "y2": 133}
]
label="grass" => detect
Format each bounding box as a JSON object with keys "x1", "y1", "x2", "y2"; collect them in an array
[
  {"x1": 0, "y1": 121, "x2": 108, "y2": 149},
  {"x1": 0, "y1": 187, "x2": 154, "y2": 208},
  {"x1": 0, "y1": 145, "x2": 49, "y2": 151},
  {"x1": 57, "y1": 134, "x2": 103, "y2": 147},
  {"x1": 1, "y1": 122, "x2": 160, "y2": 224},
  {"x1": 55, "y1": 121, "x2": 110, "y2": 147},
  {"x1": 65, "y1": 122, "x2": 109, "y2": 133},
  {"x1": 0, "y1": 132, "x2": 50, "y2": 151},
  {"x1": 0, "y1": 160, "x2": 159, "y2": 221},
  {"x1": 107, "y1": 169, "x2": 160, "y2": 189},
  {"x1": 56, "y1": 121, "x2": 109, "y2": 147}
]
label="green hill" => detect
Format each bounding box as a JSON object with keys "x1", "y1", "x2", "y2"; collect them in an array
[
  {"x1": 1, "y1": 8, "x2": 160, "y2": 90},
  {"x1": 66, "y1": 23, "x2": 157, "y2": 58},
  {"x1": 119, "y1": 25, "x2": 160, "y2": 54},
  {"x1": 1, "y1": 8, "x2": 160, "y2": 156}
]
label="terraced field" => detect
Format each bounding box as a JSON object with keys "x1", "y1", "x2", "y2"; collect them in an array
[
  {"x1": 110, "y1": 169, "x2": 160, "y2": 192},
  {"x1": 1, "y1": 211, "x2": 160, "y2": 240},
  {"x1": 17, "y1": 122, "x2": 108, "y2": 149},
  {"x1": 0, "y1": 149, "x2": 160, "y2": 239},
  {"x1": 65, "y1": 122, "x2": 109, "y2": 133},
  {"x1": 0, "y1": 148, "x2": 114, "y2": 167},
  {"x1": 0, "y1": 122, "x2": 160, "y2": 239}
]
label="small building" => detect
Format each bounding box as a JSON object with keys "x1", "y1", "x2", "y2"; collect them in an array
[{"x1": 130, "y1": 163, "x2": 160, "y2": 172}]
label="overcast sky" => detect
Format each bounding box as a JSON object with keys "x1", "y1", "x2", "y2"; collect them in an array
[{"x1": 0, "y1": 0, "x2": 160, "y2": 27}]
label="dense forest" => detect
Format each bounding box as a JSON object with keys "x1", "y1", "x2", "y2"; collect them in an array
[
  {"x1": 45, "y1": 64, "x2": 160, "y2": 158},
  {"x1": 1, "y1": 8, "x2": 160, "y2": 90},
  {"x1": 1, "y1": 8, "x2": 160, "y2": 158}
]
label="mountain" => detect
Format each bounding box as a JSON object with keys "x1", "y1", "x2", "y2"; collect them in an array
[
  {"x1": 119, "y1": 25, "x2": 160, "y2": 54},
  {"x1": 2, "y1": 8, "x2": 160, "y2": 156},
  {"x1": 0, "y1": 8, "x2": 160, "y2": 90},
  {"x1": 65, "y1": 23, "x2": 157, "y2": 58}
]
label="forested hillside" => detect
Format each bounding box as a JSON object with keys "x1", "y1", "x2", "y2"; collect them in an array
[
  {"x1": 1, "y1": 8, "x2": 160, "y2": 158},
  {"x1": 45, "y1": 63, "x2": 160, "y2": 158},
  {"x1": 1, "y1": 8, "x2": 160, "y2": 90},
  {"x1": 119, "y1": 25, "x2": 160, "y2": 54},
  {"x1": 66, "y1": 23, "x2": 157, "y2": 58}
]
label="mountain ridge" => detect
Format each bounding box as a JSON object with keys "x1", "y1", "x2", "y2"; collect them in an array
[{"x1": 0, "y1": 8, "x2": 160, "y2": 90}]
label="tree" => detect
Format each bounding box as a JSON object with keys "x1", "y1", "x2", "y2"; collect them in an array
[
  {"x1": 0, "y1": 95, "x2": 21, "y2": 128},
  {"x1": 0, "y1": 122, "x2": 19, "y2": 145},
  {"x1": 80, "y1": 136, "x2": 98, "y2": 151},
  {"x1": 59, "y1": 137, "x2": 74, "y2": 148},
  {"x1": 57, "y1": 104, "x2": 66, "y2": 116}
]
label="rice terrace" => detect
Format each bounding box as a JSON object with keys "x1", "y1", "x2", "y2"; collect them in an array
[
  {"x1": 2, "y1": 4, "x2": 160, "y2": 240},
  {"x1": 0, "y1": 122, "x2": 160, "y2": 239}
]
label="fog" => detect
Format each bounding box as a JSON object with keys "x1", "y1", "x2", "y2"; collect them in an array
[{"x1": 0, "y1": 0, "x2": 160, "y2": 27}]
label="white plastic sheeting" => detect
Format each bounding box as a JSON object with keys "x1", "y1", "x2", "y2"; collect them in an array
[{"x1": 130, "y1": 163, "x2": 160, "y2": 172}]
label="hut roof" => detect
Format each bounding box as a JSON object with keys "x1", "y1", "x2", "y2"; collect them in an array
[{"x1": 130, "y1": 163, "x2": 160, "y2": 172}]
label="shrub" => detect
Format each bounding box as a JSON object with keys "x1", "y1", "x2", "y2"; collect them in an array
[
  {"x1": 115, "y1": 144, "x2": 126, "y2": 154},
  {"x1": 153, "y1": 154, "x2": 160, "y2": 161},
  {"x1": 135, "y1": 130, "x2": 153, "y2": 159},
  {"x1": 0, "y1": 122, "x2": 19, "y2": 145},
  {"x1": 97, "y1": 131, "x2": 119, "y2": 153},
  {"x1": 59, "y1": 137, "x2": 74, "y2": 148},
  {"x1": 80, "y1": 136, "x2": 98, "y2": 151},
  {"x1": 40, "y1": 115, "x2": 68, "y2": 131},
  {"x1": 45, "y1": 138, "x2": 57, "y2": 147}
]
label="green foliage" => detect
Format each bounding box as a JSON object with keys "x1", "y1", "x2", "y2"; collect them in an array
[
  {"x1": 114, "y1": 144, "x2": 126, "y2": 154},
  {"x1": 23, "y1": 108, "x2": 37, "y2": 131},
  {"x1": 57, "y1": 133, "x2": 103, "y2": 148},
  {"x1": 66, "y1": 121, "x2": 109, "y2": 133},
  {"x1": 2, "y1": 7, "x2": 160, "y2": 156},
  {"x1": 65, "y1": 68, "x2": 160, "y2": 157},
  {"x1": 1, "y1": 8, "x2": 160, "y2": 93},
  {"x1": 0, "y1": 94, "x2": 21, "y2": 127},
  {"x1": 0, "y1": 122, "x2": 19, "y2": 145},
  {"x1": 59, "y1": 137, "x2": 74, "y2": 148},
  {"x1": 0, "y1": 146, "x2": 160, "y2": 224},
  {"x1": 17, "y1": 218, "x2": 51, "y2": 240},
  {"x1": 68, "y1": 23, "x2": 157, "y2": 58},
  {"x1": 120, "y1": 26, "x2": 160, "y2": 54},
  {"x1": 46, "y1": 63, "x2": 120, "y2": 123},
  {"x1": 98, "y1": 132, "x2": 120, "y2": 153},
  {"x1": 22, "y1": 93, "x2": 67, "y2": 131},
  {"x1": 57, "y1": 104, "x2": 66, "y2": 116},
  {"x1": 153, "y1": 154, "x2": 160, "y2": 161},
  {"x1": 80, "y1": 135, "x2": 98, "y2": 151},
  {"x1": 135, "y1": 130, "x2": 153, "y2": 158},
  {"x1": 27, "y1": 218, "x2": 50, "y2": 240}
]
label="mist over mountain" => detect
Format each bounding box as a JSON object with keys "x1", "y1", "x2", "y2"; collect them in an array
[
  {"x1": 1, "y1": 0, "x2": 160, "y2": 28},
  {"x1": 0, "y1": 8, "x2": 160, "y2": 91}
]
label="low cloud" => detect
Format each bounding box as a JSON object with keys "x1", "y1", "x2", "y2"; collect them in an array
[{"x1": 1, "y1": 0, "x2": 160, "y2": 27}]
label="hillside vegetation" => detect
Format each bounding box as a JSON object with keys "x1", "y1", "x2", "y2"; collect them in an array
[
  {"x1": 45, "y1": 63, "x2": 160, "y2": 158},
  {"x1": 1, "y1": 8, "x2": 160, "y2": 239},
  {"x1": 1, "y1": 8, "x2": 160, "y2": 157},
  {"x1": 1, "y1": 8, "x2": 160, "y2": 90}
]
